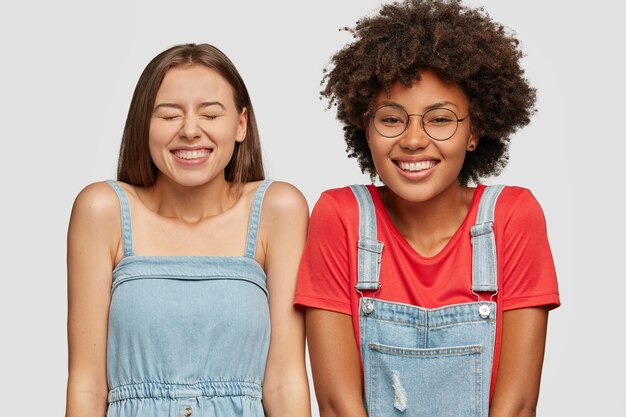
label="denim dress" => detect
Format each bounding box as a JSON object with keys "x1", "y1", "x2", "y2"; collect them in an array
[
  {"x1": 350, "y1": 184, "x2": 504, "y2": 417},
  {"x1": 105, "y1": 180, "x2": 272, "y2": 417}
]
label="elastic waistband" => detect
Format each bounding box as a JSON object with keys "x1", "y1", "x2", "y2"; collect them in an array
[{"x1": 108, "y1": 380, "x2": 262, "y2": 403}]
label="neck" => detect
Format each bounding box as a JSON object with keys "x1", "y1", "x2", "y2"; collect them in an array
[
  {"x1": 145, "y1": 174, "x2": 240, "y2": 223},
  {"x1": 383, "y1": 182, "x2": 475, "y2": 256}
]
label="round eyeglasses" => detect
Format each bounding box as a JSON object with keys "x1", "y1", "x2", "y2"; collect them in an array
[{"x1": 369, "y1": 104, "x2": 470, "y2": 141}]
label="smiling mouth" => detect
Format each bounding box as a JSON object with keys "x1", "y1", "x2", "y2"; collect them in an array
[
  {"x1": 172, "y1": 149, "x2": 211, "y2": 160},
  {"x1": 395, "y1": 160, "x2": 438, "y2": 172}
]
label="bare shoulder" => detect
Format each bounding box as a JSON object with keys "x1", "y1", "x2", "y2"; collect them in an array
[
  {"x1": 258, "y1": 182, "x2": 309, "y2": 270},
  {"x1": 262, "y1": 181, "x2": 309, "y2": 218},
  {"x1": 69, "y1": 181, "x2": 122, "y2": 234}
]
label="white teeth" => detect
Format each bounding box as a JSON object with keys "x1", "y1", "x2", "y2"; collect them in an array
[
  {"x1": 397, "y1": 160, "x2": 436, "y2": 172},
  {"x1": 173, "y1": 149, "x2": 210, "y2": 160}
]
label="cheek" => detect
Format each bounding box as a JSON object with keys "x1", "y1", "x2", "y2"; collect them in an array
[
  {"x1": 147, "y1": 125, "x2": 173, "y2": 166},
  {"x1": 147, "y1": 142, "x2": 165, "y2": 172},
  {"x1": 148, "y1": 122, "x2": 173, "y2": 145},
  {"x1": 436, "y1": 145, "x2": 467, "y2": 170},
  {"x1": 147, "y1": 140, "x2": 158, "y2": 161},
  {"x1": 367, "y1": 140, "x2": 382, "y2": 164},
  {"x1": 200, "y1": 119, "x2": 238, "y2": 142},
  {"x1": 368, "y1": 136, "x2": 391, "y2": 161},
  {"x1": 147, "y1": 131, "x2": 164, "y2": 158},
  {"x1": 367, "y1": 139, "x2": 393, "y2": 179}
]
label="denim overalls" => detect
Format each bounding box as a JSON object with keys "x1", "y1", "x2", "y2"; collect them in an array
[
  {"x1": 350, "y1": 184, "x2": 504, "y2": 417},
  {"x1": 105, "y1": 180, "x2": 272, "y2": 417}
]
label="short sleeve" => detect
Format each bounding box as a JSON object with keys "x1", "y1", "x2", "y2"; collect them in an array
[
  {"x1": 294, "y1": 191, "x2": 353, "y2": 314},
  {"x1": 501, "y1": 188, "x2": 561, "y2": 311}
]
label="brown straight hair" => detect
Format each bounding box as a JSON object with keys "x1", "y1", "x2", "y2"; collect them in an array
[{"x1": 117, "y1": 43, "x2": 265, "y2": 186}]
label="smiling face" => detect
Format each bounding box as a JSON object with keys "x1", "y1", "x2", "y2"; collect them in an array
[
  {"x1": 149, "y1": 64, "x2": 247, "y2": 188},
  {"x1": 367, "y1": 69, "x2": 477, "y2": 203}
]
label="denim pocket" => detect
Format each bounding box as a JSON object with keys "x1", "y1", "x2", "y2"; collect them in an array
[{"x1": 367, "y1": 342, "x2": 482, "y2": 417}]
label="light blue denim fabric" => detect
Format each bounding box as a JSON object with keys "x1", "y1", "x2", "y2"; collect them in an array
[
  {"x1": 105, "y1": 180, "x2": 273, "y2": 417},
  {"x1": 350, "y1": 184, "x2": 504, "y2": 417}
]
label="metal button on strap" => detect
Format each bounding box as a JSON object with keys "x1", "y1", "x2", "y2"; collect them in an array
[
  {"x1": 478, "y1": 304, "x2": 491, "y2": 319},
  {"x1": 183, "y1": 406, "x2": 193, "y2": 417},
  {"x1": 362, "y1": 300, "x2": 374, "y2": 315}
]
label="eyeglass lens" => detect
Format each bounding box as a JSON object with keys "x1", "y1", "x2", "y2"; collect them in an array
[{"x1": 372, "y1": 105, "x2": 461, "y2": 140}]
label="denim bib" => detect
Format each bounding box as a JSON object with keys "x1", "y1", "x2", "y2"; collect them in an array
[
  {"x1": 105, "y1": 180, "x2": 272, "y2": 417},
  {"x1": 350, "y1": 184, "x2": 504, "y2": 417}
]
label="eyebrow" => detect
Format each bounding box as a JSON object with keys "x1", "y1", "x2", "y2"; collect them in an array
[
  {"x1": 378, "y1": 100, "x2": 460, "y2": 111},
  {"x1": 424, "y1": 101, "x2": 459, "y2": 111},
  {"x1": 199, "y1": 101, "x2": 226, "y2": 110},
  {"x1": 153, "y1": 101, "x2": 226, "y2": 112}
]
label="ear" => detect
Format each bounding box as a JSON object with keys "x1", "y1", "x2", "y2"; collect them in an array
[
  {"x1": 466, "y1": 130, "x2": 479, "y2": 152},
  {"x1": 236, "y1": 107, "x2": 248, "y2": 143}
]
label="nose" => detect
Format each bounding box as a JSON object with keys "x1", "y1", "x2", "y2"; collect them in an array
[
  {"x1": 180, "y1": 115, "x2": 202, "y2": 141},
  {"x1": 399, "y1": 115, "x2": 430, "y2": 150}
]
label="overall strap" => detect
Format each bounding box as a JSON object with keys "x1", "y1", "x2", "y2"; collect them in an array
[
  {"x1": 349, "y1": 185, "x2": 384, "y2": 291},
  {"x1": 105, "y1": 180, "x2": 134, "y2": 257},
  {"x1": 244, "y1": 180, "x2": 273, "y2": 259},
  {"x1": 470, "y1": 185, "x2": 505, "y2": 293}
]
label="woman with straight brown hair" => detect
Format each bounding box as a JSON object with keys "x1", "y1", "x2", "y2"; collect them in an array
[{"x1": 65, "y1": 43, "x2": 310, "y2": 417}]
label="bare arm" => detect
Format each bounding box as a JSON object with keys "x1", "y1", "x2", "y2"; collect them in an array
[
  {"x1": 65, "y1": 183, "x2": 120, "y2": 417},
  {"x1": 261, "y1": 182, "x2": 311, "y2": 417},
  {"x1": 489, "y1": 308, "x2": 549, "y2": 417},
  {"x1": 306, "y1": 308, "x2": 368, "y2": 417}
]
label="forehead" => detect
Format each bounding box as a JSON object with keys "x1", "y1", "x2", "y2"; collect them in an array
[
  {"x1": 374, "y1": 70, "x2": 469, "y2": 109},
  {"x1": 156, "y1": 64, "x2": 236, "y2": 104}
]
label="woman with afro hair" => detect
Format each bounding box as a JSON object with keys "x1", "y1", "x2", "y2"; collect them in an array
[{"x1": 294, "y1": 1, "x2": 560, "y2": 416}]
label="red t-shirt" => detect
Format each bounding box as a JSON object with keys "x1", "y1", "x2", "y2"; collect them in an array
[{"x1": 295, "y1": 184, "x2": 560, "y2": 394}]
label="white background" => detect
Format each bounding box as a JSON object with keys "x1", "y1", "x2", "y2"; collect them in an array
[{"x1": 1, "y1": 0, "x2": 623, "y2": 415}]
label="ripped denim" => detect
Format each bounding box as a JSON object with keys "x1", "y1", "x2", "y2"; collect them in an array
[
  {"x1": 349, "y1": 184, "x2": 504, "y2": 417},
  {"x1": 359, "y1": 298, "x2": 496, "y2": 417}
]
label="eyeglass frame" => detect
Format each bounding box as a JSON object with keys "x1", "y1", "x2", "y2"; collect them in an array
[{"x1": 368, "y1": 104, "x2": 471, "y2": 141}]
